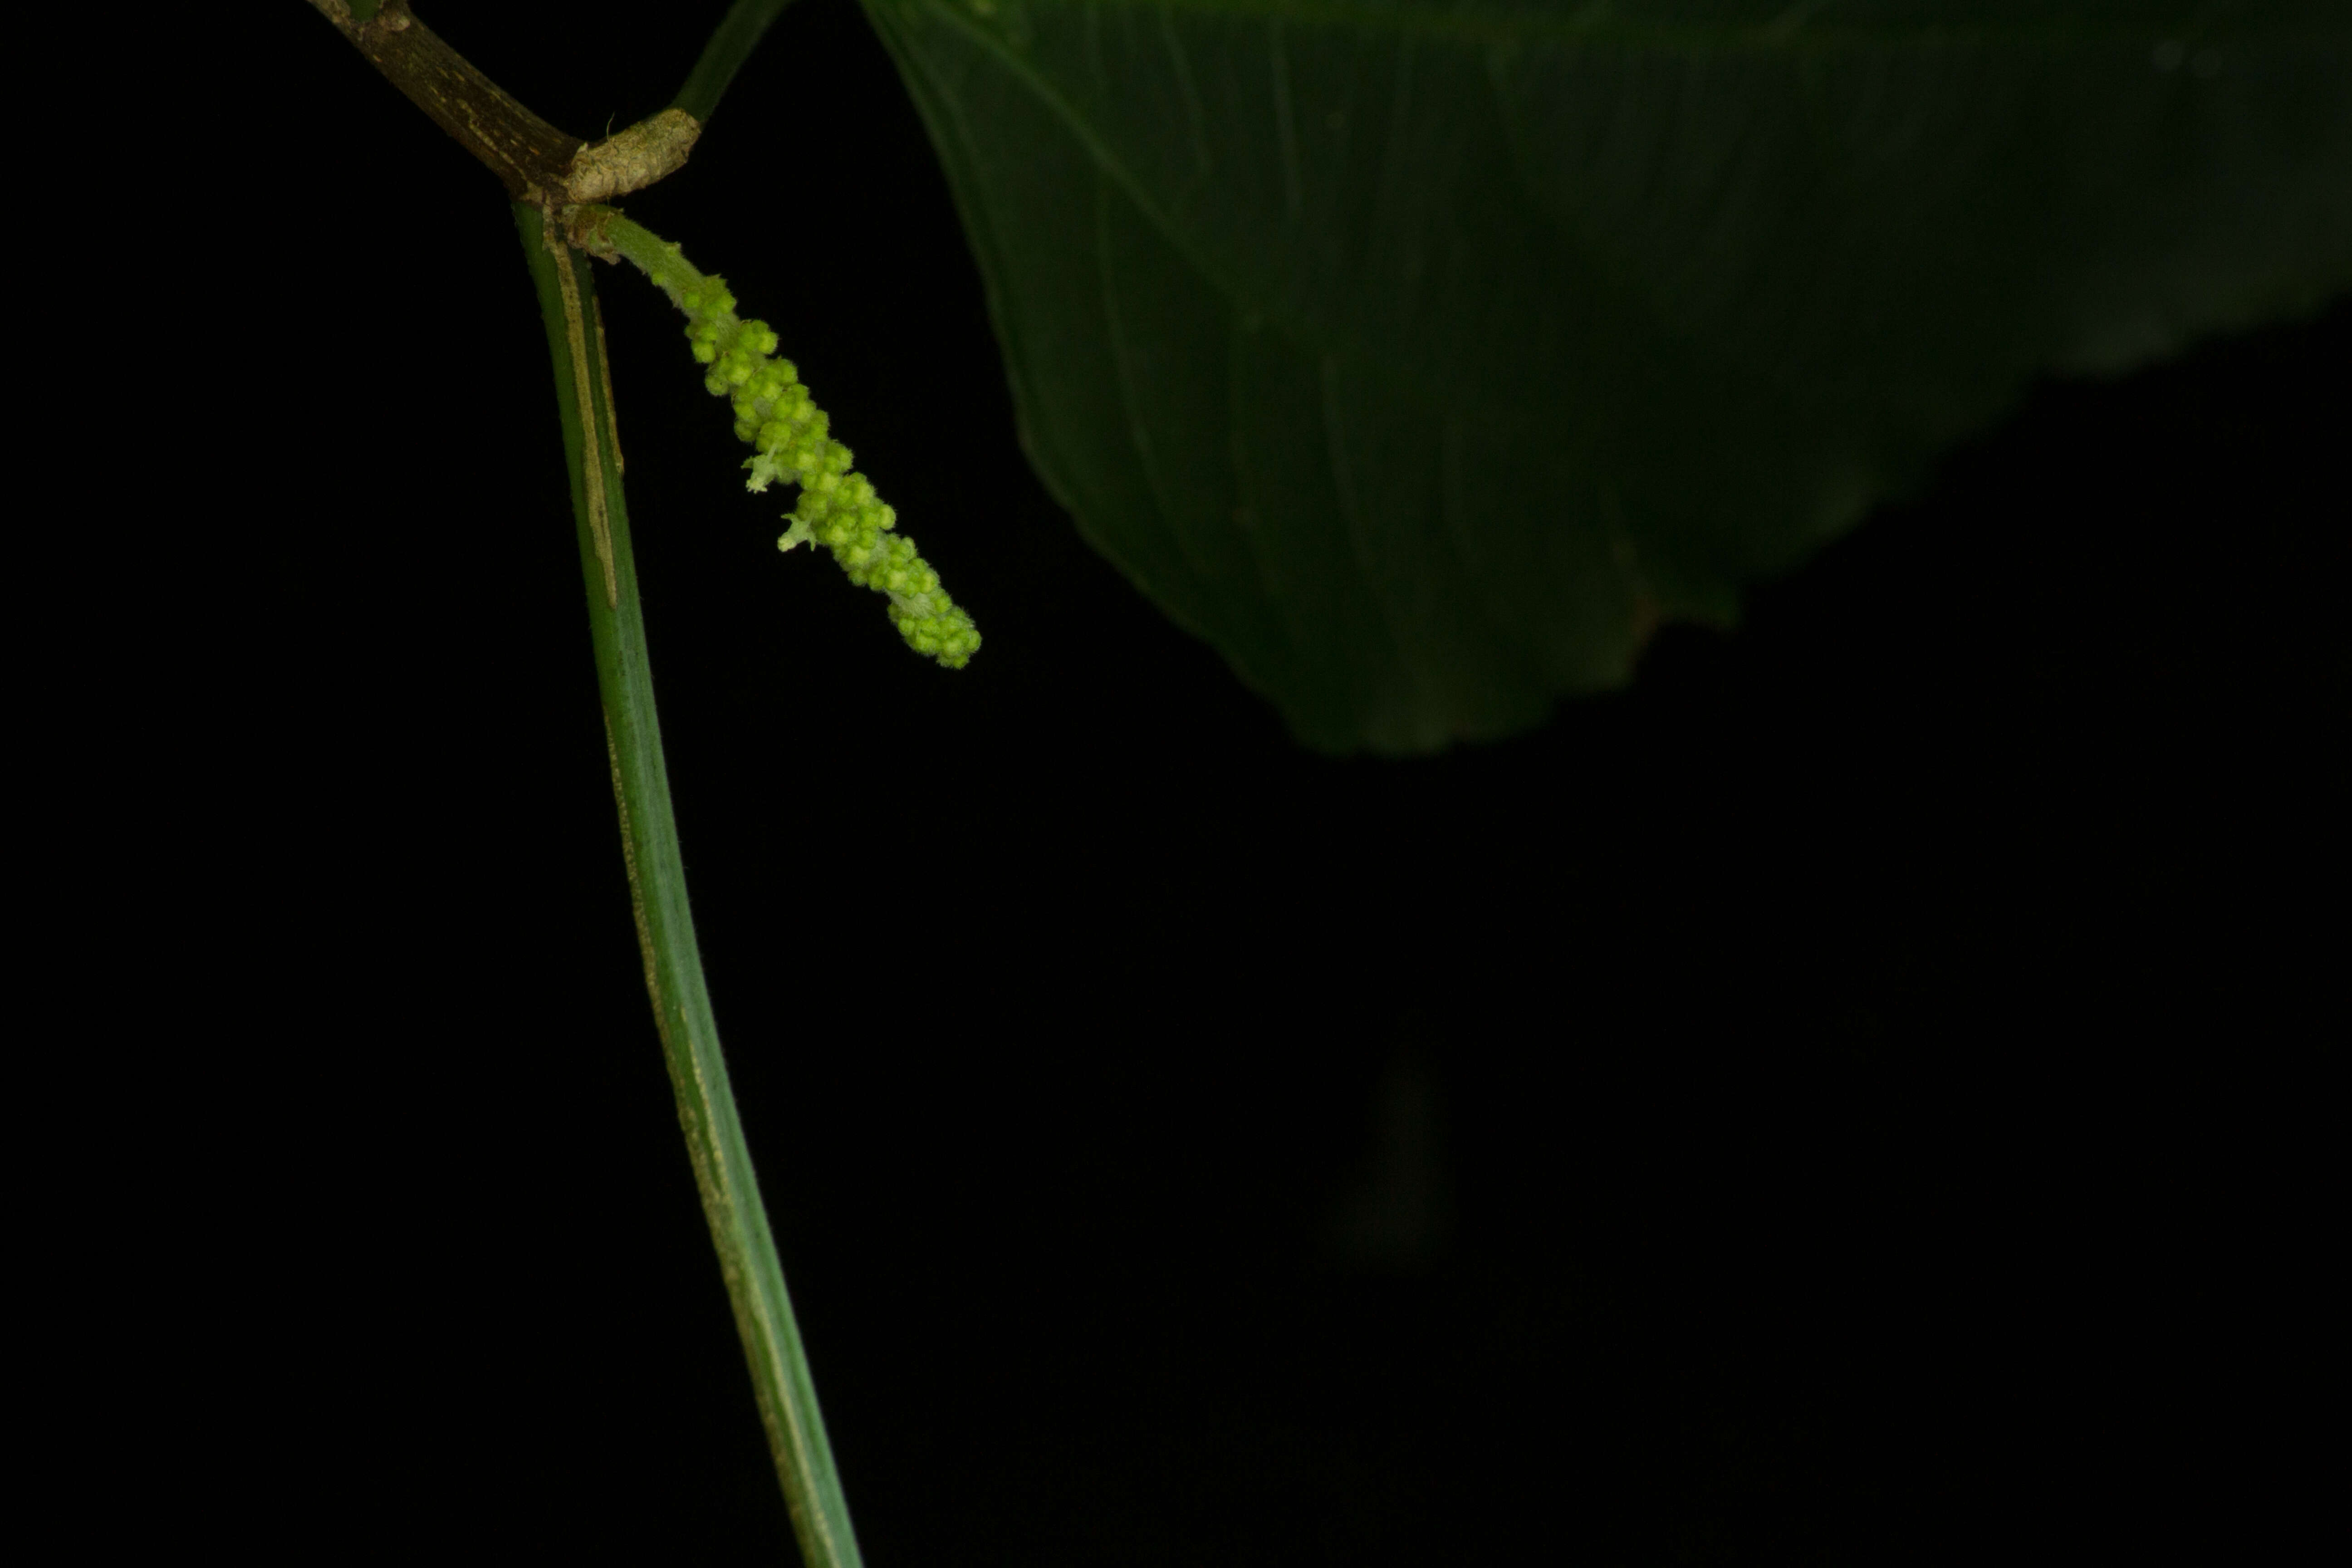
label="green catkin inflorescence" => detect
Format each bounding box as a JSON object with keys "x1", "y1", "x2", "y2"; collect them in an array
[{"x1": 573, "y1": 206, "x2": 980, "y2": 669}]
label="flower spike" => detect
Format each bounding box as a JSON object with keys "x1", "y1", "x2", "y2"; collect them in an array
[{"x1": 572, "y1": 205, "x2": 981, "y2": 668}]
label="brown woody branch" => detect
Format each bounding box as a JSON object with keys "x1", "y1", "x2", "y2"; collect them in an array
[{"x1": 305, "y1": 0, "x2": 697, "y2": 206}]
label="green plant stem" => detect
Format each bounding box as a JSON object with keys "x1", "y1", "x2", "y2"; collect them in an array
[
  {"x1": 516, "y1": 202, "x2": 865, "y2": 1568},
  {"x1": 674, "y1": 0, "x2": 803, "y2": 123}
]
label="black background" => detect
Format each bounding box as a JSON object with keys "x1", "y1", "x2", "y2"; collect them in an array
[{"x1": 191, "y1": 4, "x2": 2342, "y2": 1561}]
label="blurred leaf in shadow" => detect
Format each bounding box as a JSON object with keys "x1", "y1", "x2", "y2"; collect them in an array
[{"x1": 862, "y1": 0, "x2": 2351, "y2": 749}]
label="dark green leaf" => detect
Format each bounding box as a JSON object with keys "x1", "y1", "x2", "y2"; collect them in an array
[{"x1": 862, "y1": 0, "x2": 2351, "y2": 750}]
